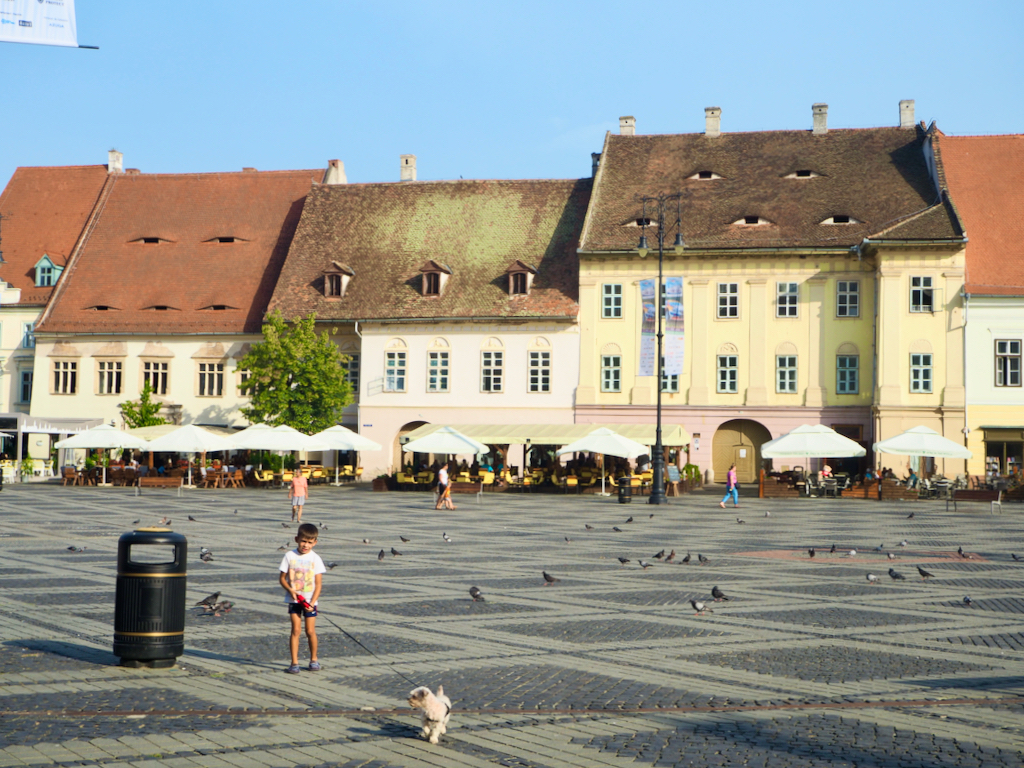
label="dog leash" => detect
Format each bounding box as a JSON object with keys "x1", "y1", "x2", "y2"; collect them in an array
[{"x1": 295, "y1": 595, "x2": 420, "y2": 688}]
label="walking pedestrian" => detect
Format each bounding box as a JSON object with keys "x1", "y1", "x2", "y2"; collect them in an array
[{"x1": 719, "y1": 463, "x2": 739, "y2": 508}]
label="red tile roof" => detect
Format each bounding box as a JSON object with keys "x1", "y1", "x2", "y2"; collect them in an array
[
  {"x1": 0, "y1": 165, "x2": 110, "y2": 305},
  {"x1": 37, "y1": 169, "x2": 322, "y2": 334},
  {"x1": 581, "y1": 126, "x2": 962, "y2": 252},
  {"x1": 269, "y1": 178, "x2": 590, "y2": 321},
  {"x1": 938, "y1": 134, "x2": 1024, "y2": 295}
]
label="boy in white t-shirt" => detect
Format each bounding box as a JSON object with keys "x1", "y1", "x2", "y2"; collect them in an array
[{"x1": 278, "y1": 523, "x2": 327, "y2": 673}]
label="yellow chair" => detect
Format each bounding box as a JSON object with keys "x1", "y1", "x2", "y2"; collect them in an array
[
  {"x1": 311, "y1": 469, "x2": 323, "y2": 484},
  {"x1": 564, "y1": 475, "x2": 579, "y2": 494},
  {"x1": 480, "y1": 470, "x2": 495, "y2": 486},
  {"x1": 281, "y1": 470, "x2": 294, "y2": 487}
]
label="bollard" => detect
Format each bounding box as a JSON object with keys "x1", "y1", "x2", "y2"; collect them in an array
[{"x1": 113, "y1": 528, "x2": 187, "y2": 668}]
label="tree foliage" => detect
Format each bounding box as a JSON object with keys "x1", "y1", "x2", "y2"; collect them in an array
[
  {"x1": 119, "y1": 380, "x2": 168, "y2": 429},
  {"x1": 237, "y1": 312, "x2": 352, "y2": 434}
]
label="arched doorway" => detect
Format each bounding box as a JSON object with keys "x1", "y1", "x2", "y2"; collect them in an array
[
  {"x1": 713, "y1": 419, "x2": 772, "y2": 484},
  {"x1": 394, "y1": 421, "x2": 428, "y2": 471}
]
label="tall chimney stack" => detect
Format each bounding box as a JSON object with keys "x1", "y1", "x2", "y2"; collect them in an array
[
  {"x1": 108, "y1": 149, "x2": 123, "y2": 174},
  {"x1": 705, "y1": 107, "x2": 722, "y2": 138},
  {"x1": 400, "y1": 154, "x2": 417, "y2": 181},
  {"x1": 324, "y1": 159, "x2": 347, "y2": 185},
  {"x1": 812, "y1": 103, "x2": 828, "y2": 135},
  {"x1": 899, "y1": 99, "x2": 915, "y2": 128},
  {"x1": 619, "y1": 116, "x2": 636, "y2": 136}
]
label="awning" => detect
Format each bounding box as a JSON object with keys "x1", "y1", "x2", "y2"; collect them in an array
[{"x1": 400, "y1": 423, "x2": 691, "y2": 447}]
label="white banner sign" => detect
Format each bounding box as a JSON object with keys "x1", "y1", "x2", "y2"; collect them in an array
[{"x1": 0, "y1": 0, "x2": 78, "y2": 48}]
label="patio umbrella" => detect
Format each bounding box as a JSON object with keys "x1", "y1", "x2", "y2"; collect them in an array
[
  {"x1": 311, "y1": 425, "x2": 382, "y2": 484},
  {"x1": 761, "y1": 424, "x2": 866, "y2": 459},
  {"x1": 55, "y1": 424, "x2": 150, "y2": 485},
  {"x1": 873, "y1": 426, "x2": 972, "y2": 459},
  {"x1": 402, "y1": 426, "x2": 488, "y2": 456},
  {"x1": 229, "y1": 424, "x2": 330, "y2": 452},
  {"x1": 144, "y1": 425, "x2": 238, "y2": 486},
  {"x1": 556, "y1": 427, "x2": 649, "y2": 495}
]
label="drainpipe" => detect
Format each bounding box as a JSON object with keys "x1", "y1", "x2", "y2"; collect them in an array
[
  {"x1": 353, "y1": 321, "x2": 363, "y2": 477},
  {"x1": 961, "y1": 291, "x2": 970, "y2": 479}
]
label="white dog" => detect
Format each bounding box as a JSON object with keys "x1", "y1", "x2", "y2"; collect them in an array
[{"x1": 407, "y1": 685, "x2": 451, "y2": 744}]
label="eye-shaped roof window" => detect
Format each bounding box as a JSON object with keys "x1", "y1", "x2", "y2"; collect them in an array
[
  {"x1": 732, "y1": 216, "x2": 773, "y2": 226},
  {"x1": 688, "y1": 170, "x2": 722, "y2": 180},
  {"x1": 819, "y1": 215, "x2": 862, "y2": 225}
]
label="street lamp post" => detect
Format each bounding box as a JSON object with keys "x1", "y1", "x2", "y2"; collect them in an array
[{"x1": 638, "y1": 193, "x2": 683, "y2": 505}]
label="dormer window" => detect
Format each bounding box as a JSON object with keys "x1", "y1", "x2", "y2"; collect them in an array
[
  {"x1": 322, "y1": 262, "x2": 354, "y2": 300},
  {"x1": 689, "y1": 170, "x2": 722, "y2": 180},
  {"x1": 733, "y1": 216, "x2": 772, "y2": 226},
  {"x1": 419, "y1": 260, "x2": 452, "y2": 298},
  {"x1": 506, "y1": 259, "x2": 537, "y2": 298},
  {"x1": 820, "y1": 215, "x2": 862, "y2": 225},
  {"x1": 200, "y1": 305, "x2": 234, "y2": 311},
  {"x1": 144, "y1": 305, "x2": 179, "y2": 311},
  {"x1": 34, "y1": 255, "x2": 64, "y2": 287},
  {"x1": 784, "y1": 170, "x2": 821, "y2": 179},
  {"x1": 204, "y1": 237, "x2": 245, "y2": 244},
  {"x1": 142, "y1": 238, "x2": 161, "y2": 244}
]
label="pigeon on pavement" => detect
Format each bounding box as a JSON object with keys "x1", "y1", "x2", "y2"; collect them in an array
[
  {"x1": 690, "y1": 599, "x2": 712, "y2": 615},
  {"x1": 1013, "y1": 553, "x2": 1021, "y2": 562},
  {"x1": 899, "y1": 539, "x2": 908, "y2": 548},
  {"x1": 564, "y1": 536, "x2": 572, "y2": 543},
  {"x1": 737, "y1": 518, "x2": 745, "y2": 524},
  {"x1": 362, "y1": 538, "x2": 371, "y2": 544},
  {"x1": 907, "y1": 512, "x2": 915, "y2": 519},
  {"x1": 400, "y1": 536, "x2": 410, "y2": 543},
  {"x1": 681, "y1": 553, "x2": 691, "y2": 564},
  {"x1": 188, "y1": 515, "x2": 198, "y2": 522},
  {"x1": 542, "y1": 571, "x2": 560, "y2": 586},
  {"x1": 887, "y1": 553, "x2": 896, "y2": 560},
  {"x1": 131, "y1": 519, "x2": 141, "y2": 525},
  {"x1": 617, "y1": 557, "x2": 630, "y2": 565},
  {"x1": 277, "y1": 544, "x2": 289, "y2": 551},
  {"x1": 711, "y1": 586, "x2": 730, "y2": 601},
  {"x1": 625, "y1": 516, "x2": 633, "y2": 523},
  {"x1": 698, "y1": 554, "x2": 709, "y2": 565},
  {"x1": 377, "y1": 549, "x2": 385, "y2": 561},
  {"x1": 159, "y1": 517, "x2": 171, "y2": 525},
  {"x1": 282, "y1": 522, "x2": 292, "y2": 528},
  {"x1": 391, "y1": 548, "x2": 403, "y2": 556},
  {"x1": 196, "y1": 591, "x2": 221, "y2": 607},
  {"x1": 469, "y1": 586, "x2": 485, "y2": 602},
  {"x1": 326, "y1": 562, "x2": 338, "y2": 570},
  {"x1": 585, "y1": 524, "x2": 595, "y2": 531},
  {"x1": 67, "y1": 546, "x2": 87, "y2": 552},
  {"x1": 442, "y1": 532, "x2": 452, "y2": 543},
  {"x1": 888, "y1": 568, "x2": 906, "y2": 581},
  {"x1": 963, "y1": 595, "x2": 973, "y2": 606},
  {"x1": 808, "y1": 548, "x2": 815, "y2": 558},
  {"x1": 612, "y1": 527, "x2": 623, "y2": 532},
  {"x1": 916, "y1": 565, "x2": 935, "y2": 580},
  {"x1": 653, "y1": 549, "x2": 666, "y2": 560},
  {"x1": 830, "y1": 543, "x2": 837, "y2": 554},
  {"x1": 848, "y1": 549, "x2": 857, "y2": 557},
  {"x1": 638, "y1": 560, "x2": 652, "y2": 569},
  {"x1": 665, "y1": 550, "x2": 676, "y2": 563},
  {"x1": 199, "y1": 552, "x2": 214, "y2": 563},
  {"x1": 866, "y1": 573, "x2": 879, "y2": 584}
]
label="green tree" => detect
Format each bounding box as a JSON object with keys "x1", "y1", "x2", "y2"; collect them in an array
[
  {"x1": 119, "y1": 380, "x2": 168, "y2": 429},
  {"x1": 237, "y1": 311, "x2": 352, "y2": 433}
]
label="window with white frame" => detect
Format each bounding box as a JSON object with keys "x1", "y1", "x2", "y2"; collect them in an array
[
  {"x1": 776, "y1": 355, "x2": 797, "y2": 392},
  {"x1": 198, "y1": 362, "x2": 224, "y2": 397},
  {"x1": 660, "y1": 356, "x2": 678, "y2": 393},
  {"x1": 601, "y1": 284, "x2": 622, "y2": 319},
  {"x1": 344, "y1": 354, "x2": 359, "y2": 392},
  {"x1": 142, "y1": 360, "x2": 169, "y2": 395},
  {"x1": 36, "y1": 264, "x2": 54, "y2": 287},
  {"x1": 601, "y1": 355, "x2": 621, "y2": 392},
  {"x1": 910, "y1": 276, "x2": 933, "y2": 312},
  {"x1": 717, "y1": 283, "x2": 739, "y2": 318},
  {"x1": 776, "y1": 282, "x2": 799, "y2": 318},
  {"x1": 427, "y1": 351, "x2": 449, "y2": 392},
  {"x1": 837, "y1": 280, "x2": 860, "y2": 317},
  {"x1": 529, "y1": 350, "x2": 551, "y2": 393},
  {"x1": 837, "y1": 355, "x2": 859, "y2": 394},
  {"x1": 385, "y1": 351, "x2": 406, "y2": 392},
  {"x1": 19, "y1": 370, "x2": 33, "y2": 404},
  {"x1": 97, "y1": 360, "x2": 122, "y2": 395},
  {"x1": 53, "y1": 360, "x2": 77, "y2": 395},
  {"x1": 995, "y1": 340, "x2": 1021, "y2": 387},
  {"x1": 481, "y1": 350, "x2": 503, "y2": 392},
  {"x1": 717, "y1": 355, "x2": 738, "y2": 393},
  {"x1": 910, "y1": 353, "x2": 933, "y2": 392},
  {"x1": 21, "y1": 322, "x2": 35, "y2": 349}
]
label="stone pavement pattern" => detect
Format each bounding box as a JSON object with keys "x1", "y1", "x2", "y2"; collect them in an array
[{"x1": 0, "y1": 483, "x2": 1022, "y2": 767}]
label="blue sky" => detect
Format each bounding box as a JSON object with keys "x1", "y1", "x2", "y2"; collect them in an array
[{"x1": 2, "y1": 1, "x2": 1022, "y2": 187}]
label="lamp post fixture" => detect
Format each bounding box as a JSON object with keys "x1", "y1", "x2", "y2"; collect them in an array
[{"x1": 638, "y1": 193, "x2": 683, "y2": 505}]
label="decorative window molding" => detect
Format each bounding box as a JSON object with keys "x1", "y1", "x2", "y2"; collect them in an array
[
  {"x1": 601, "y1": 341, "x2": 622, "y2": 357},
  {"x1": 323, "y1": 261, "x2": 354, "y2": 300},
  {"x1": 506, "y1": 260, "x2": 537, "y2": 297},
  {"x1": 419, "y1": 260, "x2": 452, "y2": 297},
  {"x1": 192, "y1": 343, "x2": 227, "y2": 360}
]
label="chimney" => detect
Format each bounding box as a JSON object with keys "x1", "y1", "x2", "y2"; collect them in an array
[
  {"x1": 400, "y1": 154, "x2": 417, "y2": 182},
  {"x1": 591, "y1": 152, "x2": 601, "y2": 177},
  {"x1": 812, "y1": 103, "x2": 828, "y2": 135},
  {"x1": 242, "y1": 167, "x2": 257, "y2": 173},
  {"x1": 705, "y1": 107, "x2": 722, "y2": 138},
  {"x1": 324, "y1": 159, "x2": 347, "y2": 185},
  {"x1": 619, "y1": 116, "x2": 635, "y2": 136},
  {"x1": 899, "y1": 99, "x2": 915, "y2": 128},
  {"x1": 108, "y1": 149, "x2": 123, "y2": 174}
]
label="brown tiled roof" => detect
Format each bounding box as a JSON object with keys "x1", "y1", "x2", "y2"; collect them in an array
[
  {"x1": 939, "y1": 134, "x2": 1024, "y2": 294},
  {"x1": 0, "y1": 165, "x2": 110, "y2": 305},
  {"x1": 269, "y1": 178, "x2": 590, "y2": 321},
  {"x1": 581, "y1": 126, "x2": 961, "y2": 252},
  {"x1": 37, "y1": 169, "x2": 321, "y2": 334}
]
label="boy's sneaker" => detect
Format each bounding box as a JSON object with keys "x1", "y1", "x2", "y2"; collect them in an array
[
  {"x1": 308, "y1": 661, "x2": 322, "y2": 671},
  {"x1": 285, "y1": 664, "x2": 301, "y2": 674}
]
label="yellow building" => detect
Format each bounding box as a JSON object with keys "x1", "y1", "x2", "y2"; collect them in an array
[{"x1": 577, "y1": 104, "x2": 965, "y2": 483}]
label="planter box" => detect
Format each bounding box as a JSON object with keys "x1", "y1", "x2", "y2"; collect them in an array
[{"x1": 371, "y1": 478, "x2": 389, "y2": 492}]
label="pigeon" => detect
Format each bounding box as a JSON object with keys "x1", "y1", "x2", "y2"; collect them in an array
[
  {"x1": 565, "y1": 536, "x2": 572, "y2": 543},
  {"x1": 199, "y1": 552, "x2": 214, "y2": 563},
  {"x1": 690, "y1": 599, "x2": 712, "y2": 615},
  {"x1": 542, "y1": 571, "x2": 559, "y2": 586},
  {"x1": 830, "y1": 543, "x2": 837, "y2": 554},
  {"x1": 585, "y1": 524, "x2": 595, "y2": 531},
  {"x1": 737, "y1": 518, "x2": 745, "y2": 524},
  {"x1": 907, "y1": 512, "x2": 915, "y2": 519},
  {"x1": 200, "y1": 547, "x2": 212, "y2": 555},
  {"x1": 210, "y1": 600, "x2": 233, "y2": 617},
  {"x1": 442, "y1": 532, "x2": 452, "y2": 543},
  {"x1": 617, "y1": 557, "x2": 630, "y2": 565},
  {"x1": 326, "y1": 562, "x2": 338, "y2": 570},
  {"x1": 377, "y1": 549, "x2": 385, "y2": 562},
  {"x1": 391, "y1": 548, "x2": 402, "y2": 557},
  {"x1": 665, "y1": 550, "x2": 676, "y2": 563},
  {"x1": 916, "y1": 566, "x2": 935, "y2": 580},
  {"x1": 649, "y1": 513, "x2": 654, "y2": 519},
  {"x1": 764, "y1": 510, "x2": 771, "y2": 517},
  {"x1": 131, "y1": 519, "x2": 140, "y2": 525},
  {"x1": 638, "y1": 560, "x2": 652, "y2": 570},
  {"x1": 874, "y1": 543, "x2": 884, "y2": 552},
  {"x1": 282, "y1": 522, "x2": 292, "y2": 528},
  {"x1": 362, "y1": 538, "x2": 371, "y2": 544},
  {"x1": 899, "y1": 539, "x2": 908, "y2": 548},
  {"x1": 625, "y1": 516, "x2": 633, "y2": 523},
  {"x1": 400, "y1": 536, "x2": 410, "y2": 543},
  {"x1": 159, "y1": 517, "x2": 171, "y2": 525},
  {"x1": 681, "y1": 552, "x2": 691, "y2": 564},
  {"x1": 866, "y1": 573, "x2": 879, "y2": 584},
  {"x1": 888, "y1": 568, "x2": 906, "y2": 581},
  {"x1": 612, "y1": 527, "x2": 623, "y2": 533},
  {"x1": 66, "y1": 546, "x2": 87, "y2": 552},
  {"x1": 963, "y1": 595, "x2": 973, "y2": 606},
  {"x1": 188, "y1": 515, "x2": 198, "y2": 522},
  {"x1": 848, "y1": 549, "x2": 857, "y2": 557},
  {"x1": 469, "y1": 586, "x2": 485, "y2": 602},
  {"x1": 234, "y1": 509, "x2": 239, "y2": 515},
  {"x1": 654, "y1": 549, "x2": 666, "y2": 560},
  {"x1": 277, "y1": 544, "x2": 289, "y2": 551},
  {"x1": 887, "y1": 552, "x2": 897, "y2": 560},
  {"x1": 195, "y1": 591, "x2": 221, "y2": 607},
  {"x1": 1013, "y1": 554, "x2": 1021, "y2": 562},
  {"x1": 711, "y1": 585, "x2": 730, "y2": 602},
  {"x1": 319, "y1": 523, "x2": 328, "y2": 530},
  {"x1": 808, "y1": 548, "x2": 815, "y2": 558},
  {"x1": 958, "y1": 546, "x2": 972, "y2": 559},
  {"x1": 698, "y1": 554, "x2": 709, "y2": 565}
]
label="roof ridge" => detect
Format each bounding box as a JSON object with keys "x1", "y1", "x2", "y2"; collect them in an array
[{"x1": 318, "y1": 177, "x2": 584, "y2": 189}]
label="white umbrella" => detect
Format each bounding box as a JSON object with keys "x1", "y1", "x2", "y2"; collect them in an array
[
  {"x1": 402, "y1": 426, "x2": 488, "y2": 456},
  {"x1": 311, "y1": 425, "x2": 382, "y2": 484},
  {"x1": 55, "y1": 424, "x2": 150, "y2": 485},
  {"x1": 761, "y1": 424, "x2": 866, "y2": 459},
  {"x1": 144, "y1": 425, "x2": 238, "y2": 487},
  {"x1": 229, "y1": 424, "x2": 330, "y2": 452},
  {"x1": 556, "y1": 427, "x2": 649, "y2": 495},
  {"x1": 873, "y1": 426, "x2": 972, "y2": 459},
  {"x1": 226, "y1": 423, "x2": 274, "y2": 450}
]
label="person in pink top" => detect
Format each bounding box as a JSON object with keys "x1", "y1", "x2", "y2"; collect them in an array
[
  {"x1": 290, "y1": 470, "x2": 309, "y2": 523},
  {"x1": 719, "y1": 463, "x2": 739, "y2": 508}
]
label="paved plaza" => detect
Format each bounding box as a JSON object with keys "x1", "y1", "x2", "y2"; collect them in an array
[{"x1": 0, "y1": 482, "x2": 1022, "y2": 767}]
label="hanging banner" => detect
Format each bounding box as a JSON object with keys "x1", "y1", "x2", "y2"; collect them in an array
[
  {"x1": 0, "y1": 0, "x2": 78, "y2": 48},
  {"x1": 638, "y1": 279, "x2": 656, "y2": 377},
  {"x1": 664, "y1": 276, "x2": 684, "y2": 375}
]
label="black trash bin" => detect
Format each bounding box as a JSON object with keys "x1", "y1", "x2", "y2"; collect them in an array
[
  {"x1": 114, "y1": 528, "x2": 187, "y2": 668},
  {"x1": 618, "y1": 476, "x2": 633, "y2": 504}
]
